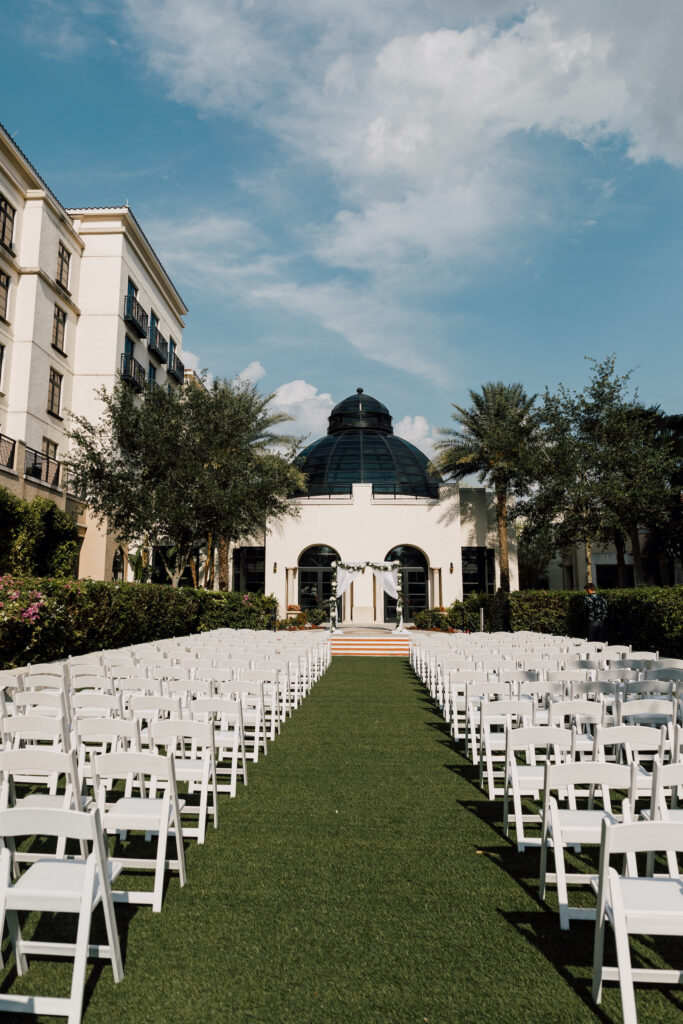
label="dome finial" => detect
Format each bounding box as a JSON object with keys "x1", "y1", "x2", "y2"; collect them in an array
[{"x1": 357, "y1": 387, "x2": 363, "y2": 394}]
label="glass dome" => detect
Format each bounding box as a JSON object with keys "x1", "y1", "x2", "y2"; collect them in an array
[{"x1": 295, "y1": 388, "x2": 441, "y2": 498}]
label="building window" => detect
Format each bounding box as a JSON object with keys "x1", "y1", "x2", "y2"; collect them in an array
[
  {"x1": 42, "y1": 437, "x2": 57, "y2": 461},
  {"x1": 52, "y1": 305, "x2": 67, "y2": 353},
  {"x1": 461, "y1": 547, "x2": 496, "y2": 595},
  {"x1": 0, "y1": 343, "x2": 5, "y2": 389},
  {"x1": 148, "y1": 362, "x2": 156, "y2": 385},
  {"x1": 0, "y1": 272, "x2": 9, "y2": 320},
  {"x1": 0, "y1": 194, "x2": 15, "y2": 251},
  {"x1": 56, "y1": 242, "x2": 70, "y2": 290},
  {"x1": 127, "y1": 278, "x2": 138, "y2": 298},
  {"x1": 168, "y1": 337, "x2": 175, "y2": 362},
  {"x1": 47, "y1": 368, "x2": 63, "y2": 416}
]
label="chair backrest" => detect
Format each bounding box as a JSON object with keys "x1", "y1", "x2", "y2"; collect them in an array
[
  {"x1": 618, "y1": 697, "x2": 676, "y2": 725},
  {"x1": 506, "y1": 724, "x2": 574, "y2": 758},
  {"x1": 128, "y1": 694, "x2": 183, "y2": 721},
  {"x1": 11, "y1": 689, "x2": 69, "y2": 719},
  {"x1": 2, "y1": 713, "x2": 69, "y2": 749},
  {"x1": 593, "y1": 723, "x2": 667, "y2": 763},
  {"x1": 0, "y1": 746, "x2": 82, "y2": 809},
  {"x1": 544, "y1": 758, "x2": 636, "y2": 815},
  {"x1": 149, "y1": 717, "x2": 215, "y2": 752},
  {"x1": 548, "y1": 698, "x2": 606, "y2": 728},
  {"x1": 72, "y1": 691, "x2": 124, "y2": 719},
  {"x1": 91, "y1": 750, "x2": 178, "y2": 806}
]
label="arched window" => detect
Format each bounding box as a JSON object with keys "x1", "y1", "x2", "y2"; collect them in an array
[
  {"x1": 298, "y1": 545, "x2": 340, "y2": 613},
  {"x1": 384, "y1": 544, "x2": 429, "y2": 623}
]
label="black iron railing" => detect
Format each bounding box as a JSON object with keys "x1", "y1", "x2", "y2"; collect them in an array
[
  {"x1": 120, "y1": 352, "x2": 146, "y2": 391},
  {"x1": 148, "y1": 323, "x2": 168, "y2": 363},
  {"x1": 123, "y1": 294, "x2": 148, "y2": 337},
  {"x1": 0, "y1": 432, "x2": 15, "y2": 470},
  {"x1": 24, "y1": 444, "x2": 60, "y2": 487},
  {"x1": 167, "y1": 351, "x2": 185, "y2": 383}
]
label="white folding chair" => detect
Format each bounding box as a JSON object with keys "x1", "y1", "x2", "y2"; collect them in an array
[
  {"x1": 592, "y1": 820, "x2": 683, "y2": 1024},
  {"x1": 0, "y1": 806, "x2": 124, "y2": 1024},
  {"x1": 91, "y1": 750, "x2": 186, "y2": 913},
  {"x1": 503, "y1": 725, "x2": 574, "y2": 851},
  {"x1": 189, "y1": 697, "x2": 247, "y2": 797},
  {"x1": 539, "y1": 759, "x2": 636, "y2": 929},
  {"x1": 150, "y1": 718, "x2": 217, "y2": 844},
  {"x1": 479, "y1": 699, "x2": 534, "y2": 799}
]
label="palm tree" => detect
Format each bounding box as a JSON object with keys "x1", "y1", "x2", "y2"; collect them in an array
[{"x1": 434, "y1": 382, "x2": 537, "y2": 592}]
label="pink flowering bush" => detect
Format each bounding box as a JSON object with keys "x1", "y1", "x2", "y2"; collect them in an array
[{"x1": 0, "y1": 574, "x2": 278, "y2": 669}]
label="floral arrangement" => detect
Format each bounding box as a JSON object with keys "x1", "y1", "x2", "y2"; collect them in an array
[{"x1": 287, "y1": 603, "x2": 301, "y2": 611}]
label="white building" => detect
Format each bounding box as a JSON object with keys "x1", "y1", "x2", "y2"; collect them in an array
[
  {"x1": 233, "y1": 389, "x2": 518, "y2": 622},
  {"x1": 0, "y1": 124, "x2": 187, "y2": 581}
]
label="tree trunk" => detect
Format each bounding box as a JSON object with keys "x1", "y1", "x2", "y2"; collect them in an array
[
  {"x1": 496, "y1": 490, "x2": 510, "y2": 593},
  {"x1": 629, "y1": 526, "x2": 645, "y2": 585},
  {"x1": 218, "y1": 536, "x2": 232, "y2": 591},
  {"x1": 584, "y1": 536, "x2": 593, "y2": 585},
  {"x1": 615, "y1": 533, "x2": 628, "y2": 588},
  {"x1": 657, "y1": 553, "x2": 671, "y2": 587}
]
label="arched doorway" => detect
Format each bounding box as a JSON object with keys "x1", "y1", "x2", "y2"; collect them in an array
[
  {"x1": 384, "y1": 545, "x2": 429, "y2": 623},
  {"x1": 298, "y1": 545, "x2": 341, "y2": 618}
]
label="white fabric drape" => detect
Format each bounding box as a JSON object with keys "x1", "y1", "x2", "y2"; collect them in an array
[
  {"x1": 372, "y1": 565, "x2": 399, "y2": 600},
  {"x1": 335, "y1": 562, "x2": 365, "y2": 599}
]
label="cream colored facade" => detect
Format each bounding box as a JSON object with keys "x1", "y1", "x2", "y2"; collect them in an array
[
  {"x1": 0, "y1": 124, "x2": 187, "y2": 580},
  {"x1": 263, "y1": 482, "x2": 518, "y2": 622}
]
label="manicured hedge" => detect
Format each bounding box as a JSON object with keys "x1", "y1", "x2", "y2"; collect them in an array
[
  {"x1": 0, "y1": 575, "x2": 277, "y2": 670},
  {"x1": 508, "y1": 587, "x2": 683, "y2": 657},
  {"x1": 414, "y1": 586, "x2": 683, "y2": 658}
]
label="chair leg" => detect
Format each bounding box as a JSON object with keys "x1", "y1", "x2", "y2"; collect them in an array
[
  {"x1": 5, "y1": 909, "x2": 28, "y2": 975},
  {"x1": 68, "y1": 876, "x2": 95, "y2": 1024},
  {"x1": 610, "y1": 880, "x2": 638, "y2": 1024}
]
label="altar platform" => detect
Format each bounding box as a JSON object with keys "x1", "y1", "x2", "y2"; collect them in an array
[{"x1": 330, "y1": 625, "x2": 411, "y2": 657}]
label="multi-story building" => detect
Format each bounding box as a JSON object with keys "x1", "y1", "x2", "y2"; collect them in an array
[{"x1": 0, "y1": 124, "x2": 188, "y2": 581}]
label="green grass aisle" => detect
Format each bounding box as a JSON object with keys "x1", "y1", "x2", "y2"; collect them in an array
[{"x1": 2, "y1": 658, "x2": 682, "y2": 1022}]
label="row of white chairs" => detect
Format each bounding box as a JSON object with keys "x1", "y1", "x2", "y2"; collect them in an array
[
  {"x1": 0, "y1": 627, "x2": 330, "y2": 1022},
  {"x1": 416, "y1": 630, "x2": 683, "y2": 1024}
]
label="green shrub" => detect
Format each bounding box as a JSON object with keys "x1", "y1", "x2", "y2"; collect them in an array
[
  {"x1": 0, "y1": 487, "x2": 24, "y2": 573},
  {"x1": 0, "y1": 487, "x2": 80, "y2": 579},
  {"x1": 0, "y1": 575, "x2": 278, "y2": 669},
  {"x1": 508, "y1": 587, "x2": 683, "y2": 657}
]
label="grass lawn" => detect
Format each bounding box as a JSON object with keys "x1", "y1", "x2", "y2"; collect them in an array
[{"x1": 1, "y1": 656, "x2": 682, "y2": 1022}]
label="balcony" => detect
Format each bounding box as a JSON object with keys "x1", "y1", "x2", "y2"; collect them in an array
[
  {"x1": 148, "y1": 323, "x2": 168, "y2": 363},
  {"x1": 123, "y1": 294, "x2": 148, "y2": 338},
  {"x1": 25, "y1": 445, "x2": 60, "y2": 487},
  {"x1": 0, "y1": 432, "x2": 15, "y2": 470},
  {"x1": 167, "y1": 351, "x2": 185, "y2": 384},
  {"x1": 119, "y1": 352, "x2": 146, "y2": 392}
]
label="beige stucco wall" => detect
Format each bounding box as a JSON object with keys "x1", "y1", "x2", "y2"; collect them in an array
[{"x1": 263, "y1": 482, "x2": 518, "y2": 621}]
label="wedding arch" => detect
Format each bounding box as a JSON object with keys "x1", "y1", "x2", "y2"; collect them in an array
[{"x1": 328, "y1": 561, "x2": 406, "y2": 632}]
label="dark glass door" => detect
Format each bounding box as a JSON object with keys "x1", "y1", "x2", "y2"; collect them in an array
[
  {"x1": 298, "y1": 545, "x2": 341, "y2": 619},
  {"x1": 384, "y1": 545, "x2": 428, "y2": 622}
]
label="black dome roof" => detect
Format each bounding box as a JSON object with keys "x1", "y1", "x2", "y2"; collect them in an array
[{"x1": 295, "y1": 388, "x2": 441, "y2": 498}]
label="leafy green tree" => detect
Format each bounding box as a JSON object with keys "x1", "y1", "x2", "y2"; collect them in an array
[
  {"x1": 434, "y1": 382, "x2": 537, "y2": 592},
  {"x1": 66, "y1": 377, "x2": 305, "y2": 587},
  {"x1": 523, "y1": 357, "x2": 679, "y2": 586}
]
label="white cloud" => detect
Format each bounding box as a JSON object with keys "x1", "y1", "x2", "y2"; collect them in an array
[
  {"x1": 271, "y1": 379, "x2": 335, "y2": 443},
  {"x1": 180, "y1": 347, "x2": 214, "y2": 387},
  {"x1": 394, "y1": 413, "x2": 439, "y2": 460},
  {"x1": 237, "y1": 360, "x2": 267, "y2": 383},
  {"x1": 112, "y1": 2, "x2": 683, "y2": 382}
]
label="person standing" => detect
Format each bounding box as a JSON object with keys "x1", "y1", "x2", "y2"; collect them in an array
[{"x1": 584, "y1": 582, "x2": 608, "y2": 642}]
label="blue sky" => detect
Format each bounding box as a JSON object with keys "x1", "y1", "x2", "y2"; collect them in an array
[{"x1": 5, "y1": 0, "x2": 682, "y2": 453}]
